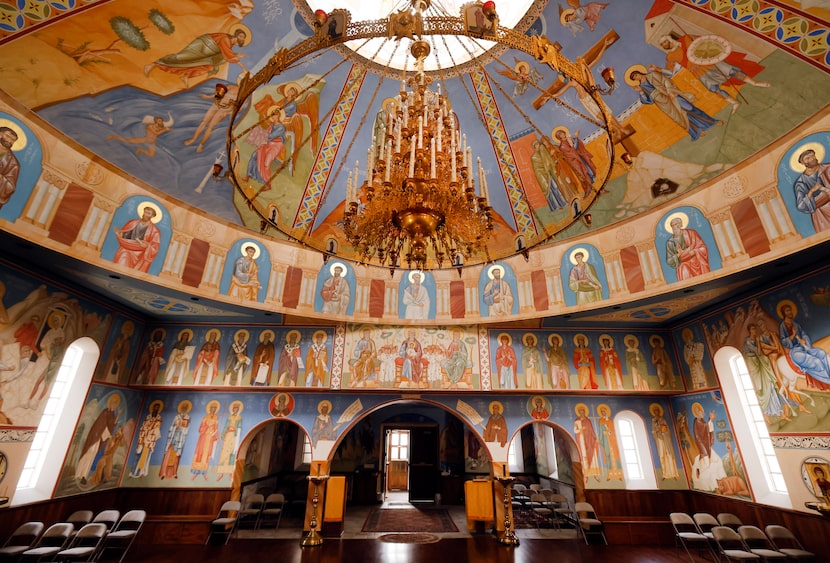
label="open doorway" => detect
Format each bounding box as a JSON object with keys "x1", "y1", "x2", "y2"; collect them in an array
[
  {"x1": 381, "y1": 423, "x2": 439, "y2": 503},
  {"x1": 385, "y1": 429, "x2": 409, "y2": 495}
]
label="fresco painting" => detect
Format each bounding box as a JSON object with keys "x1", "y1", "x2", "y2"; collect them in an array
[
  {"x1": 692, "y1": 265, "x2": 830, "y2": 434},
  {"x1": 671, "y1": 391, "x2": 751, "y2": 500}
]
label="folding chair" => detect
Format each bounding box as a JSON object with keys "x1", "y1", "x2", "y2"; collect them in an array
[
  {"x1": 738, "y1": 525, "x2": 787, "y2": 561},
  {"x1": 52, "y1": 523, "x2": 108, "y2": 562},
  {"x1": 238, "y1": 494, "x2": 265, "y2": 530},
  {"x1": 712, "y1": 525, "x2": 760, "y2": 561},
  {"x1": 64, "y1": 511, "x2": 93, "y2": 534},
  {"x1": 547, "y1": 493, "x2": 575, "y2": 528},
  {"x1": 19, "y1": 523, "x2": 73, "y2": 562},
  {"x1": 670, "y1": 512, "x2": 715, "y2": 563},
  {"x1": 575, "y1": 502, "x2": 607, "y2": 545},
  {"x1": 206, "y1": 500, "x2": 240, "y2": 545},
  {"x1": 764, "y1": 525, "x2": 815, "y2": 561},
  {"x1": 529, "y1": 493, "x2": 553, "y2": 528},
  {"x1": 97, "y1": 509, "x2": 146, "y2": 563},
  {"x1": 0, "y1": 521, "x2": 44, "y2": 561},
  {"x1": 694, "y1": 512, "x2": 720, "y2": 541},
  {"x1": 90, "y1": 510, "x2": 120, "y2": 533},
  {"x1": 717, "y1": 513, "x2": 744, "y2": 532},
  {"x1": 259, "y1": 494, "x2": 285, "y2": 530}
]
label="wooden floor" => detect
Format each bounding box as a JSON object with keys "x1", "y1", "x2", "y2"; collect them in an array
[{"x1": 126, "y1": 537, "x2": 710, "y2": 563}]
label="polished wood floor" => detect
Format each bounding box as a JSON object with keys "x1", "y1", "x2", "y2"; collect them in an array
[{"x1": 125, "y1": 537, "x2": 711, "y2": 563}]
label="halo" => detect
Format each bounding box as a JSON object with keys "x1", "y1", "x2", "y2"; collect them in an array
[
  {"x1": 691, "y1": 402, "x2": 704, "y2": 417},
  {"x1": 229, "y1": 23, "x2": 252, "y2": 46},
  {"x1": 317, "y1": 399, "x2": 332, "y2": 413},
  {"x1": 649, "y1": 402, "x2": 663, "y2": 417},
  {"x1": 486, "y1": 264, "x2": 505, "y2": 280},
  {"x1": 0, "y1": 119, "x2": 28, "y2": 151},
  {"x1": 548, "y1": 333, "x2": 562, "y2": 346},
  {"x1": 178, "y1": 400, "x2": 192, "y2": 413},
  {"x1": 266, "y1": 105, "x2": 286, "y2": 121},
  {"x1": 312, "y1": 329, "x2": 328, "y2": 341},
  {"x1": 776, "y1": 299, "x2": 798, "y2": 319},
  {"x1": 234, "y1": 329, "x2": 250, "y2": 342},
  {"x1": 149, "y1": 399, "x2": 164, "y2": 413},
  {"x1": 229, "y1": 400, "x2": 244, "y2": 414},
  {"x1": 597, "y1": 403, "x2": 611, "y2": 416},
  {"x1": 278, "y1": 81, "x2": 301, "y2": 98},
  {"x1": 122, "y1": 321, "x2": 135, "y2": 337},
  {"x1": 681, "y1": 327, "x2": 693, "y2": 341},
  {"x1": 382, "y1": 97, "x2": 398, "y2": 112},
  {"x1": 488, "y1": 400, "x2": 503, "y2": 414},
  {"x1": 523, "y1": 332, "x2": 537, "y2": 346},
  {"x1": 497, "y1": 332, "x2": 512, "y2": 345},
  {"x1": 624, "y1": 64, "x2": 647, "y2": 86},
  {"x1": 137, "y1": 201, "x2": 163, "y2": 223},
  {"x1": 552, "y1": 125, "x2": 570, "y2": 140},
  {"x1": 408, "y1": 269, "x2": 424, "y2": 284},
  {"x1": 259, "y1": 329, "x2": 275, "y2": 342},
  {"x1": 573, "y1": 333, "x2": 588, "y2": 346},
  {"x1": 47, "y1": 310, "x2": 66, "y2": 328},
  {"x1": 107, "y1": 393, "x2": 121, "y2": 410},
  {"x1": 285, "y1": 329, "x2": 302, "y2": 343},
  {"x1": 531, "y1": 395, "x2": 546, "y2": 406},
  {"x1": 514, "y1": 60, "x2": 530, "y2": 75},
  {"x1": 574, "y1": 402, "x2": 589, "y2": 416},
  {"x1": 240, "y1": 242, "x2": 261, "y2": 259},
  {"x1": 664, "y1": 211, "x2": 689, "y2": 233},
  {"x1": 329, "y1": 261, "x2": 348, "y2": 276},
  {"x1": 206, "y1": 400, "x2": 220, "y2": 413},
  {"x1": 599, "y1": 334, "x2": 613, "y2": 346},
  {"x1": 790, "y1": 142, "x2": 825, "y2": 173},
  {"x1": 625, "y1": 334, "x2": 639, "y2": 347},
  {"x1": 569, "y1": 247, "x2": 590, "y2": 264},
  {"x1": 649, "y1": 334, "x2": 663, "y2": 347},
  {"x1": 205, "y1": 328, "x2": 222, "y2": 341},
  {"x1": 559, "y1": 7, "x2": 575, "y2": 25}
]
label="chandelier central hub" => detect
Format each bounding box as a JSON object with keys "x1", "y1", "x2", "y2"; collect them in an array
[{"x1": 342, "y1": 37, "x2": 493, "y2": 272}]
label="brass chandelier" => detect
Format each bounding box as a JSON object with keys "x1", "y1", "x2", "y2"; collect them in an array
[{"x1": 342, "y1": 39, "x2": 493, "y2": 272}]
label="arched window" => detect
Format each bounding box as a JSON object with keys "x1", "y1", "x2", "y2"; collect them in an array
[
  {"x1": 713, "y1": 346, "x2": 790, "y2": 508},
  {"x1": 614, "y1": 410, "x2": 657, "y2": 489},
  {"x1": 14, "y1": 337, "x2": 98, "y2": 506}
]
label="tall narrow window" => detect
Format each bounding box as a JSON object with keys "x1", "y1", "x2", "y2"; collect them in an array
[
  {"x1": 14, "y1": 337, "x2": 98, "y2": 506},
  {"x1": 614, "y1": 411, "x2": 657, "y2": 489},
  {"x1": 714, "y1": 347, "x2": 790, "y2": 507}
]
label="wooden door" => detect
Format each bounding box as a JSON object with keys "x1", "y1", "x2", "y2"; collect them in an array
[{"x1": 385, "y1": 429, "x2": 409, "y2": 492}]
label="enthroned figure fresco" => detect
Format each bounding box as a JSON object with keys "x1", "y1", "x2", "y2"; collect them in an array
[
  {"x1": 776, "y1": 133, "x2": 830, "y2": 238},
  {"x1": 221, "y1": 240, "x2": 269, "y2": 302},
  {"x1": 479, "y1": 264, "x2": 517, "y2": 318},
  {"x1": 314, "y1": 261, "x2": 353, "y2": 316},
  {"x1": 398, "y1": 270, "x2": 435, "y2": 320}
]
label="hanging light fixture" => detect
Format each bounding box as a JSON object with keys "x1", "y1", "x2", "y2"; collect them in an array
[{"x1": 342, "y1": 39, "x2": 493, "y2": 272}]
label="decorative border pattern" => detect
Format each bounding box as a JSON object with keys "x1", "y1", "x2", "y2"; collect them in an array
[
  {"x1": 293, "y1": 63, "x2": 364, "y2": 230},
  {"x1": 0, "y1": 0, "x2": 107, "y2": 43},
  {"x1": 469, "y1": 69, "x2": 536, "y2": 238},
  {"x1": 772, "y1": 435, "x2": 830, "y2": 449},
  {"x1": 679, "y1": 0, "x2": 830, "y2": 72}
]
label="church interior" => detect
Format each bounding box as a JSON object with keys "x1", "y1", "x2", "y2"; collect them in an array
[{"x1": 1, "y1": 0, "x2": 830, "y2": 560}]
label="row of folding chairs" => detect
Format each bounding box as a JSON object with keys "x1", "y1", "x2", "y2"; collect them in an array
[
  {"x1": 670, "y1": 512, "x2": 815, "y2": 562},
  {"x1": 0, "y1": 509, "x2": 145, "y2": 563},
  {"x1": 205, "y1": 494, "x2": 286, "y2": 544}
]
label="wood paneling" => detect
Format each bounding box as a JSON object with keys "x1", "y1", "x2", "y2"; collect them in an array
[
  {"x1": 530, "y1": 270, "x2": 549, "y2": 311},
  {"x1": 731, "y1": 198, "x2": 770, "y2": 258},
  {"x1": 620, "y1": 246, "x2": 644, "y2": 294},
  {"x1": 450, "y1": 281, "x2": 465, "y2": 319},
  {"x1": 368, "y1": 279, "x2": 384, "y2": 318},
  {"x1": 181, "y1": 239, "x2": 209, "y2": 288},
  {"x1": 282, "y1": 266, "x2": 302, "y2": 309}
]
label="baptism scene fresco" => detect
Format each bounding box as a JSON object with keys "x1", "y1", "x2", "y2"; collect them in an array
[
  {"x1": 0, "y1": 0, "x2": 824, "y2": 272},
  {"x1": 689, "y1": 264, "x2": 830, "y2": 434}
]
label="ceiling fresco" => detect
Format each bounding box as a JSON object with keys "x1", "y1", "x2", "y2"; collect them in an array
[{"x1": 0, "y1": 0, "x2": 827, "y2": 273}]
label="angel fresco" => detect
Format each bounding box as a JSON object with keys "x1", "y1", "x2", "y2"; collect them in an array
[
  {"x1": 559, "y1": 1, "x2": 608, "y2": 36},
  {"x1": 497, "y1": 59, "x2": 543, "y2": 98}
]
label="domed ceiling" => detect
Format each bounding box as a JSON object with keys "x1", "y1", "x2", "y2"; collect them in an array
[{"x1": 0, "y1": 0, "x2": 828, "y2": 321}]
